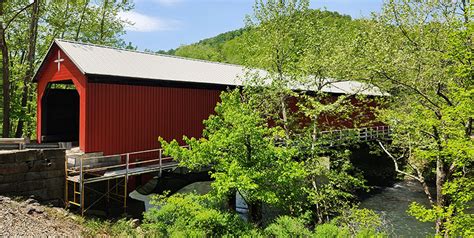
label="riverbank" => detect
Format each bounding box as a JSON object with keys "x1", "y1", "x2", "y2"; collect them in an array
[
  {"x1": 0, "y1": 196, "x2": 83, "y2": 237},
  {"x1": 0, "y1": 195, "x2": 141, "y2": 237}
]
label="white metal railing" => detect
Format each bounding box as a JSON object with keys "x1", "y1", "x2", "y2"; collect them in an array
[{"x1": 319, "y1": 126, "x2": 391, "y2": 145}]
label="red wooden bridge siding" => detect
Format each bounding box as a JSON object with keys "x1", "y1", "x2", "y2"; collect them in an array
[
  {"x1": 36, "y1": 46, "x2": 88, "y2": 148},
  {"x1": 86, "y1": 83, "x2": 221, "y2": 155},
  {"x1": 36, "y1": 44, "x2": 381, "y2": 157},
  {"x1": 36, "y1": 45, "x2": 221, "y2": 155}
]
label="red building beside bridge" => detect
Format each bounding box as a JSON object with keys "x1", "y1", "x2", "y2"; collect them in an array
[{"x1": 34, "y1": 40, "x2": 386, "y2": 156}]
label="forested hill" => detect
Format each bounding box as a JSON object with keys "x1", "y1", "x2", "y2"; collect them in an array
[
  {"x1": 157, "y1": 9, "x2": 352, "y2": 65},
  {"x1": 156, "y1": 28, "x2": 247, "y2": 63}
]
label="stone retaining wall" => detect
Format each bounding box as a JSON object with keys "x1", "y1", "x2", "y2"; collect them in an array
[{"x1": 0, "y1": 149, "x2": 65, "y2": 202}]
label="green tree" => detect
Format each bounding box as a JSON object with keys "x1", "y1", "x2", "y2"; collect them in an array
[
  {"x1": 161, "y1": 89, "x2": 306, "y2": 226},
  {"x1": 1, "y1": 0, "x2": 132, "y2": 138},
  {"x1": 239, "y1": 0, "x2": 368, "y2": 223},
  {"x1": 156, "y1": 0, "x2": 375, "y2": 230},
  {"x1": 354, "y1": 0, "x2": 473, "y2": 235}
]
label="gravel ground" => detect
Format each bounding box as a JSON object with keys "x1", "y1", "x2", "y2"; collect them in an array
[{"x1": 0, "y1": 196, "x2": 83, "y2": 237}]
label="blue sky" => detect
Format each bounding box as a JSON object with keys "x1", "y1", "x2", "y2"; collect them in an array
[{"x1": 121, "y1": 0, "x2": 384, "y2": 51}]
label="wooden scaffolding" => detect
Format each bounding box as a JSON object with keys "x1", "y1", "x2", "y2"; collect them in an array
[{"x1": 65, "y1": 148, "x2": 183, "y2": 215}]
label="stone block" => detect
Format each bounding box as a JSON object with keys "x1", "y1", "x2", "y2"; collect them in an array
[
  {"x1": 14, "y1": 150, "x2": 36, "y2": 163},
  {"x1": 40, "y1": 149, "x2": 66, "y2": 160},
  {"x1": 43, "y1": 177, "x2": 64, "y2": 189},
  {"x1": 0, "y1": 148, "x2": 66, "y2": 201},
  {"x1": 46, "y1": 188, "x2": 64, "y2": 200},
  {"x1": 0, "y1": 173, "x2": 26, "y2": 183},
  {"x1": 41, "y1": 170, "x2": 65, "y2": 179},
  {"x1": 0, "y1": 183, "x2": 17, "y2": 193},
  {"x1": 0, "y1": 162, "x2": 29, "y2": 174},
  {"x1": 16, "y1": 180, "x2": 44, "y2": 192},
  {"x1": 23, "y1": 171, "x2": 45, "y2": 181},
  {"x1": 0, "y1": 153, "x2": 17, "y2": 164}
]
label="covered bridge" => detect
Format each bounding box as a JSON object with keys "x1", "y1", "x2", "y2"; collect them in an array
[{"x1": 34, "y1": 39, "x2": 384, "y2": 156}]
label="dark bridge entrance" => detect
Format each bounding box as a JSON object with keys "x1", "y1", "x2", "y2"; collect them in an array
[{"x1": 41, "y1": 80, "x2": 79, "y2": 143}]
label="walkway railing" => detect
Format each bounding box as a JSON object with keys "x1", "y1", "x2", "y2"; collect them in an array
[
  {"x1": 66, "y1": 146, "x2": 187, "y2": 215},
  {"x1": 319, "y1": 126, "x2": 391, "y2": 143},
  {"x1": 309, "y1": 126, "x2": 392, "y2": 148}
]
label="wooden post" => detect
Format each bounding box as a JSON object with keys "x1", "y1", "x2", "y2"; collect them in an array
[
  {"x1": 80, "y1": 157, "x2": 84, "y2": 216},
  {"x1": 159, "y1": 149, "x2": 162, "y2": 177},
  {"x1": 124, "y1": 153, "x2": 129, "y2": 214},
  {"x1": 107, "y1": 180, "x2": 110, "y2": 203},
  {"x1": 64, "y1": 155, "x2": 68, "y2": 208}
]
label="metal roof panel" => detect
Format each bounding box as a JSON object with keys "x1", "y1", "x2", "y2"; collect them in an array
[{"x1": 51, "y1": 39, "x2": 387, "y2": 96}]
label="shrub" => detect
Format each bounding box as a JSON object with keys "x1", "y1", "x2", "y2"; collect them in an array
[
  {"x1": 314, "y1": 223, "x2": 350, "y2": 238},
  {"x1": 265, "y1": 216, "x2": 312, "y2": 237},
  {"x1": 142, "y1": 193, "x2": 254, "y2": 237},
  {"x1": 332, "y1": 208, "x2": 387, "y2": 237}
]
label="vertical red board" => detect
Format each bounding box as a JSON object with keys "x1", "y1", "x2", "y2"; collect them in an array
[{"x1": 86, "y1": 83, "x2": 221, "y2": 155}]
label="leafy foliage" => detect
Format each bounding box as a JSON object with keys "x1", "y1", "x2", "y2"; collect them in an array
[
  {"x1": 160, "y1": 0, "x2": 369, "y2": 227},
  {"x1": 351, "y1": 0, "x2": 473, "y2": 236},
  {"x1": 140, "y1": 192, "x2": 387, "y2": 238},
  {"x1": 264, "y1": 216, "x2": 313, "y2": 237},
  {"x1": 142, "y1": 193, "x2": 255, "y2": 237},
  {"x1": 160, "y1": 89, "x2": 307, "y2": 224}
]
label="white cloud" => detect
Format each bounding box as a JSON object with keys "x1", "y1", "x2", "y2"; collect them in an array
[
  {"x1": 119, "y1": 11, "x2": 181, "y2": 32},
  {"x1": 134, "y1": 0, "x2": 183, "y2": 7}
]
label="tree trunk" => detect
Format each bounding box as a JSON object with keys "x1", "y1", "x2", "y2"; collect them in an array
[
  {"x1": 15, "y1": 0, "x2": 39, "y2": 138},
  {"x1": 0, "y1": 1, "x2": 10, "y2": 138},
  {"x1": 435, "y1": 158, "x2": 447, "y2": 234},
  {"x1": 60, "y1": 0, "x2": 70, "y2": 39},
  {"x1": 75, "y1": 0, "x2": 90, "y2": 41},
  {"x1": 226, "y1": 189, "x2": 236, "y2": 212},
  {"x1": 99, "y1": 0, "x2": 109, "y2": 43},
  {"x1": 248, "y1": 201, "x2": 263, "y2": 227}
]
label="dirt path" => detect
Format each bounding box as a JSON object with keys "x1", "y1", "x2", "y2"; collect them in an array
[{"x1": 0, "y1": 196, "x2": 83, "y2": 237}]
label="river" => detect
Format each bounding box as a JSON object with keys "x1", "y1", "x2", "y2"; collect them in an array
[{"x1": 360, "y1": 180, "x2": 435, "y2": 237}]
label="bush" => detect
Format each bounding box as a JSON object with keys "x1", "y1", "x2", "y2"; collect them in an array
[
  {"x1": 82, "y1": 218, "x2": 140, "y2": 237},
  {"x1": 265, "y1": 216, "x2": 312, "y2": 238},
  {"x1": 142, "y1": 193, "x2": 254, "y2": 237},
  {"x1": 314, "y1": 223, "x2": 350, "y2": 238},
  {"x1": 332, "y1": 208, "x2": 387, "y2": 237}
]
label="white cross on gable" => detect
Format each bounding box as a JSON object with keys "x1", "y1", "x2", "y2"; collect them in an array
[{"x1": 54, "y1": 51, "x2": 64, "y2": 72}]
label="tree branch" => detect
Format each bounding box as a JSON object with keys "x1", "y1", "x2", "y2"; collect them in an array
[
  {"x1": 374, "y1": 69, "x2": 441, "y2": 111},
  {"x1": 436, "y1": 83, "x2": 453, "y2": 106},
  {"x1": 4, "y1": 3, "x2": 33, "y2": 30},
  {"x1": 378, "y1": 140, "x2": 434, "y2": 205}
]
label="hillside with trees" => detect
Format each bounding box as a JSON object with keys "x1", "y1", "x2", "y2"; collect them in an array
[{"x1": 160, "y1": 9, "x2": 353, "y2": 67}]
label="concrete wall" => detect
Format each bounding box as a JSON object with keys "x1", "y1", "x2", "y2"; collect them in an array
[{"x1": 0, "y1": 149, "x2": 65, "y2": 202}]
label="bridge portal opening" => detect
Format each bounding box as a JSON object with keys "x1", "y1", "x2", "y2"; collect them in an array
[{"x1": 41, "y1": 80, "x2": 79, "y2": 143}]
